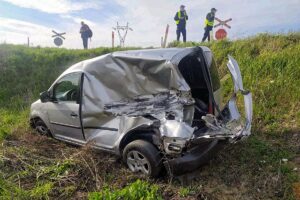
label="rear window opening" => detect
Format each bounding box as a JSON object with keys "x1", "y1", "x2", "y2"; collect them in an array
[{"x1": 178, "y1": 52, "x2": 220, "y2": 130}]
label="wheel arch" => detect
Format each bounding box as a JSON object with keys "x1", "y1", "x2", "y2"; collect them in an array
[
  {"x1": 30, "y1": 116, "x2": 43, "y2": 128},
  {"x1": 118, "y1": 128, "x2": 160, "y2": 155},
  {"x1": 29, "y1": 116, "x2": 52, "y2": 136}
]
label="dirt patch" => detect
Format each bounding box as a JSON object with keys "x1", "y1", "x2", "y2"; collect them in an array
[{"x1": 293, "y1": 183, "x2": 300, "y2": 200}]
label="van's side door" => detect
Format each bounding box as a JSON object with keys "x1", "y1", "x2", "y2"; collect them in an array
[{"x1": 47, "y1": 72, "x2": 84, "y2": 143}]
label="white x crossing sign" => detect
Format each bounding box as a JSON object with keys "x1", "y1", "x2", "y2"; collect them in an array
[
  {"x1": 214, "y1": 18, "x2": 232, "y2": 29},
  {"x1": 52, "y1": 30, "x2": 66, "y2": 47}
]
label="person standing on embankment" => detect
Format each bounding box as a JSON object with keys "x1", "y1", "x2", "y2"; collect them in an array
[
  {"x1": 80, "y1": 21, "x2": 93, "y2": 49},
  {"x1": 174, "y1": 5, "x2": 188, "y2": 42}
]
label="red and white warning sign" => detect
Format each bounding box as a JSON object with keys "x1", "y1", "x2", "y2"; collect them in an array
[
  {"x1": 215, "y1": 29, "x2": 227, "y2": 40},
  {"x1": 214, "y1": 18, "x2": 232, "y2": 40}
]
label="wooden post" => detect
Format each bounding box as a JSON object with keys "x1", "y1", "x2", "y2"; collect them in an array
[
  {"x1": 112, "y1": 31, "x2": 115, "y2": 48},
  {"x1": 163, "y1": 24, "x2": 169, "y2": 48},
  {"x1": 210, "y1": 30, "x2": 214, "y2": 42}
]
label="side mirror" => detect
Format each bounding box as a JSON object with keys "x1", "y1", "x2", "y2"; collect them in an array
[{"x1": 40, "y1": 91, "x2": 50, "y2": 103}]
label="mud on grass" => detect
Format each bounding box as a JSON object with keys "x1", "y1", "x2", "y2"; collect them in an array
[{"x1": 0, "y1": 129, "x2": 299, "y2": 199}]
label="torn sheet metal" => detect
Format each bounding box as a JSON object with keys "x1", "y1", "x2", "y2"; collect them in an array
[
  {"x1": 76, "y1": 49, "x2": 196, "y2": 132},
  {"x1": 197, "y1": 56, "x2": 253, "y2": 141},
  {"x1": 104, "y1": 91, "x2": 194, "y2": 118},
  {"x1": 104, "y1": 90, "x2": 196, "y2": 140},
  {"x1": 227, "y1": 55, "x2": 253, "y2": 137},
  {"x1": 227, "y1": 55, "x2": 244, "y2": 93}
]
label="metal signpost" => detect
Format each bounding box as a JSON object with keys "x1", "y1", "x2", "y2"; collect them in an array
[{"x1": 52, "y1": 30, "x2": 66, "y2": 47}]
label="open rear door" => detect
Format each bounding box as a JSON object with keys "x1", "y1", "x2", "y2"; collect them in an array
[{"x1": 196, "y1": 56, "x2": 253, "y2": 142}]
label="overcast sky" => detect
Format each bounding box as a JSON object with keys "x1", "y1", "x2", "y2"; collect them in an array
[{"x1": 0, "y1": 0, "x2": 299, "y2": 49}]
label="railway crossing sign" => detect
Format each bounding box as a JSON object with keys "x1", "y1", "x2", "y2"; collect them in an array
[
  {"x1": 214, "y1": 18, "x2": 232, "y2": 40},
  {"x1": 52, "y1": 30, "x2": 66, "y2": 47},
  {"x1": 214, "y1": 18, "x2": 232, "y2": 29}
]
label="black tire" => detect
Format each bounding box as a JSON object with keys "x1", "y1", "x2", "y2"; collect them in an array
[
  {"x1": 123, "y1": 140, "x2": 162, "y2": 177},
  {"x1": 34, "y1": 119, "x2": 51, "y2": 136}
]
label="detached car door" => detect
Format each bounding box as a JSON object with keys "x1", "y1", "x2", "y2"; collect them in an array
[{"x1": 47, "y1": 72, "x2": 85, "y2": 143}]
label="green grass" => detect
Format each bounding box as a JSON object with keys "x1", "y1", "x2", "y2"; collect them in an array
[
  {"x1": 0, "y1": 109, "x2": 29, "y2": 140},
  {"x1": 88, "y1": 179, "x2": 162, "y2": 200},
  {"x1": 0, "y1": 33, "x2": 299, "y2": 199}
]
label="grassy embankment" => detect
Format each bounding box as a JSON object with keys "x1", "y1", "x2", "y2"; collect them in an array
[{"x1": 0, "y1": 33, "x2": 299, "y2": 199}]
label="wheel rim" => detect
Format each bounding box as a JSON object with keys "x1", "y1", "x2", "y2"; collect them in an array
[
  {"x1": 36, "y1": 125, "x2": 48, "y2": 135},
  {"x1": 126, "y1": 150, "x2": 150, "y2": 175}
]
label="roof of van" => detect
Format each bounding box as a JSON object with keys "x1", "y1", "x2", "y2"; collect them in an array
[{"x1": 62, "y1": 46, "x2": 211, "y2": 76}]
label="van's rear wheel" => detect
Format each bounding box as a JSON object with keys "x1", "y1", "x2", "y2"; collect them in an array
[
  {"x1": 35, "y1": 119, "x2": 51, "y2": 136},
  {"x1": 123, "y1": 140, "x2": 162, "y2": 177}
]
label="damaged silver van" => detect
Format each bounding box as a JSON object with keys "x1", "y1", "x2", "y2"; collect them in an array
[{"x1": 30, "y1": 47, "x2": 252, "y2": 177}]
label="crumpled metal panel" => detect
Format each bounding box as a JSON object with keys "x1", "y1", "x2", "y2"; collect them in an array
[
  {"x1": 80, "y1": 50, "x2": 192, "y2": 124},
  {"x1": 67, "y1": 48, "x2": 203, "y2": 149},
  {"x1": 199, "y1": 56, "x2": 253, "y2": 141},
  {"x1": 159, "y1": 120, "x2": 195, "y2": 139},
  {"x1": 227, "y1": 55, "x2": 243, "y2": 92},
  {"x1": 118, "y1": 115, "x2": 154, "y2": 135},
  {"x1": 104, "y1": 91, "x2": 193, "y2": 117},
  {"x1": 227, "y1": 55, "x2": 252, "y2": 136}
]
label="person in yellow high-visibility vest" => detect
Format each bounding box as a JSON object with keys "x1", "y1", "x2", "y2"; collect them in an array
[
  {"x1": 174, "y1": 5, "x2": 188, "y2": 42},
  {"x1": 202, "y1": 8, "x2": 217, "y2": 42}
]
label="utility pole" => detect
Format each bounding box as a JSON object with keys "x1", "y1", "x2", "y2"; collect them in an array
[
  {"x1": 112, "y1": 22, "x2": 133, "y2": 47},
  {"x1": 27, "y1": 37, "x2": 30, "y2": 47}
]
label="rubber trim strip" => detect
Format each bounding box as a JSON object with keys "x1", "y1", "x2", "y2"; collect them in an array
[{"x1": 83, "y1": 126, "x2": 118, "y2": 131}]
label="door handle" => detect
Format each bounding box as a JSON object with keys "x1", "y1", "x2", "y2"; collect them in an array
[{"x1": 70, "y1": 112, "x2": 78, "y2": 118}]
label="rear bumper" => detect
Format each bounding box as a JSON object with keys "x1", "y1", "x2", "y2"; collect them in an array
[{"x1": 164, "y1": 139, "x2": 226, "y2": 175}]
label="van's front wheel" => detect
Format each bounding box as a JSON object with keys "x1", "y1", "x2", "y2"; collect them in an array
[
  {"x1": 34, "y1": 119, "x2": 51, "y2": 136},
  {"x1": 123, "y1": 140, "x2": 162, "y2": 177}
]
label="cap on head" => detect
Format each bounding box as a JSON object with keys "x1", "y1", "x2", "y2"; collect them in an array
[
  {"x1": 211, "y1": 8, "x2": 217, "y2": 12},
  {"x1": 180, "y1": 5, "x2": 185, "y2": 9},
  {"x1": 81, "y1": 21, "x2": 84, "y2": 25}
]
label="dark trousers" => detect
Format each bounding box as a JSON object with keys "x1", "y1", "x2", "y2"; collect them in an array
[
  {"x1": 82, "y1": 37, "x2": 88, "y2": 49},
  {"x1": 177, "y1": 28, "x2": 186, "y2": 42},
  {"x1": 202, "y1": 26, "x2": 212, "y2": 42}
]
